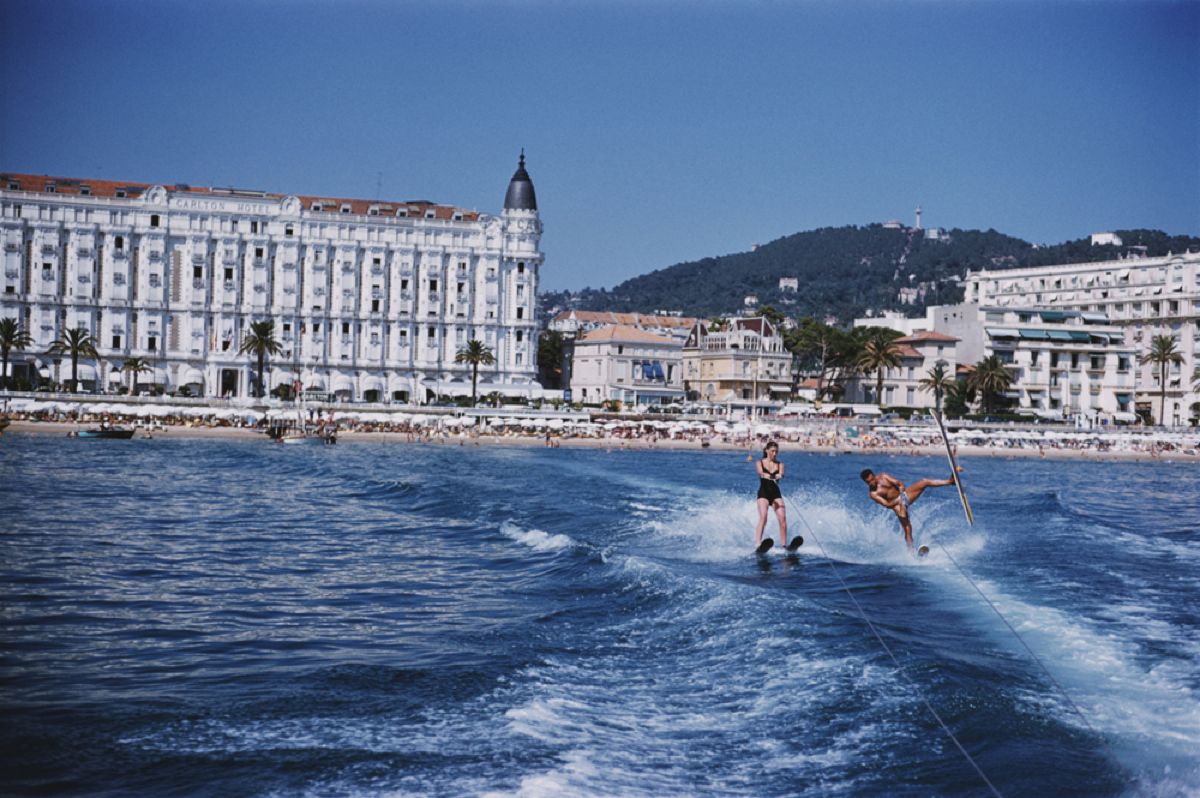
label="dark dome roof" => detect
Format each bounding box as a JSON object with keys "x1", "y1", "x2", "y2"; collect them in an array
[{"x1": 503, "y1": 150, "x2": 537, "y2": 211}]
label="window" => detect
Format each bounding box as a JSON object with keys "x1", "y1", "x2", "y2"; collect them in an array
[
  {"x1": 193, "y1": 266, "x2": 203, "y2": 280},
  {"x1": 457, "y1": 282, "x2": 464, "y2": 295},
  {"x1": 427, "y1": 325, "x2": 436, "y2": 337},
  {"x1": 6, "y1": 181, "x2": 16, "y2": 190},
  {"x1": 314, "y1": 323, "x2": 321, "y2": 333},
  {"x1": 371, "y1": 299, "x2": 380, "y2": 312},
  {"x1": 250, "y1": 221, "x2": 259, "y2": 234},
  {"x1": 516, "y1": 331, "x2": 523, "y2": 342},
  {"x1": 401, "y1": 279, "x2": 409, "y2": 290},
  {"x1": 341, "y1": 204, "x2": 351, "y2": 214},
  {"x1": 150, "y1": 214, "x2": 160, "y2": 228},
  {"x1": 45, "y1": 184, "x2": 56, "y2": 193},
  {"x1": 115, "y1": 236, "x2": 124, "y2": 251},
  {"x1": 517, "y1": 262, "x2": 525, "y2": 274},
  {"x1": 80, "y1": 186, "x2": 91, "y2": 196},
  {"x1": 224, "y1": 267, "x2": 234, "y2": 281},
  {"x1": 429, "y1": 279, "x2": 438, "y2": 292},
  {"x1": 112, "y1": 334, "x2": 121, "y2": 348},
  {"x1": 516, "y1": 307, "x2": 524, "y2": 319},
  {"x1": 147, "y1": 335, "x2": 157, "y2": 350},
  {"x1": 116, "y1": 189, "x2": 127, "y2": 198},
  {"x1": 255, "y1": 247, "x2": 264, "y2": 259},
  {"x1": 342, "y1": 322, "x2": 350, "y2": 335}
]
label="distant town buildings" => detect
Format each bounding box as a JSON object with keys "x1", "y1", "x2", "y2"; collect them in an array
[
  {"x1": 0, "y1": 154, "x2": 545, "y2": 403},
  {"x1": 1090, "y1": 232, "x2": 1123, "y2": 247},
  {"x1": 778, "y1": 277, "x2": 798, "y2": 292}
]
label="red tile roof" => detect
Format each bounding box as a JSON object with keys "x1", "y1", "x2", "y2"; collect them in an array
[
  {"x1": 896, "y1": 330, "x2": 959, "y2": 343},
  {"x1": 578, "y1": 324, "x2": 678, "y2": 345},
  {"x1": 0, "y1": 172, "x2": 479, "y2": 220}
]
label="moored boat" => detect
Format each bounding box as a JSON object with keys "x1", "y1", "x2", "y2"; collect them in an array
[{"x1": 76, "y1": 426, "x2": 136, "y2": 439}]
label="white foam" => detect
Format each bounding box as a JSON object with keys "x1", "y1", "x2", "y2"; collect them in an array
[
  {"x1": 931, "y1": 574, "x2": 1200, "y2": 777},
  {"x1": 500, "y1": 521, "x2": 573, "y2": 552}
]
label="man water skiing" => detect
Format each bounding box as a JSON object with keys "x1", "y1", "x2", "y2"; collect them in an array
[{"x1": 860, "y1": 466, "x2": 961, "y2": 551}]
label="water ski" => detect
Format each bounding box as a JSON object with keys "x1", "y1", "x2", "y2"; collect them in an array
[
  {"x1": 755, "y1": 538, "x2": 774, "y2": 555},
  {"x1": 785, "y1": 536, "x2": 804, "y2": 552},
  {"x1": 932, "y1": 410, "x2": 974, "y2": 526},
  {"x1": 917, "y1": 544, "x2": 930, "y2": 558}
]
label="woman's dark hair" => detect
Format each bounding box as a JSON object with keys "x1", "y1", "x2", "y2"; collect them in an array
[
  {"x1": 763, "y1": 440, "x2": 779, "y2": 458},
  {"x1": 860, "y1": 468, "x2": 874, "y2": 481}
]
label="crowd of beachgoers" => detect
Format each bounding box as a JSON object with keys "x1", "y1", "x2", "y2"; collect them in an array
[{"x1": 3, "y1": 397, "x2": 1197, "y2": 461}]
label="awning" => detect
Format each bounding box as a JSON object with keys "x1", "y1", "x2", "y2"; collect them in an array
[
  {"x1": 1039, "y1": 311, "x2": 1068, "y2": 322},
  {"x1": 1019, "y1": 329, "x2": 1050, "y2": 340},
  {"x1": 1080, "y1": 312, "x2": 1108, "y2": 323},
  {"x1": 987, "y1": 327, "x2": 1020, "y2": 338},
  {"x1": 303, "y1": 374, "x2": 326, "y2": 390},
  {"x1": 1046, "y1": 330, "x2": 1074, "y2": 341},
  {"x1": 178, "y1": 367, "x2": 205, "y2": 386},
  {"x1": 1068, "y1": 331, "x2": 1091, "y2": 342},
  {"x1": 361, "y1": 375, "x2": 385, "y2": 392},
  {"x1": 1089, "y1": 334, "x2": 1111, "y2": 344},
  {"x1": 330, "y1": 375, "x2": 354, "y2": 393}
]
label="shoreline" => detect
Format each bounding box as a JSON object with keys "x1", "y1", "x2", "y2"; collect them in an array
[{"x1": 5, "y1": 420, "x2": 1195, "y2": 464}]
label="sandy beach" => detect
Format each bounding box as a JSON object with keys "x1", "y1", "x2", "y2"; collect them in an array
[{"x1": 6, "y1": 419, "x2": 1195, "y2": 464}]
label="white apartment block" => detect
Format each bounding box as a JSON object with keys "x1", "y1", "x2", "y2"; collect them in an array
[
  {"x1": 964, "y1": 251, "x2": 1199, "y2": 424},
  {"x1": 931, "y1": 304, "x2": 1138, "y2": 418},
  {"x1": 569, "y1": 324, "x2": 684, "y2": 407},
  {"x1": 0, "y1": 154, "x2": 544, "y2": 403}
]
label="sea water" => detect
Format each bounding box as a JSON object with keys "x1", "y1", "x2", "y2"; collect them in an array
[{"x1": 0, "y1": 435, "x2": 1197, "y2": 797}]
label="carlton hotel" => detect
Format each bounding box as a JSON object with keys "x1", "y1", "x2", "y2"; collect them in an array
[{"x1": 0, "y1": 154, "x2": 544, "y2": 403}]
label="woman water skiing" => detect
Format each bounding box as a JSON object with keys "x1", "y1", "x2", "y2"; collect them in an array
[{"x1": 754, "y1": 440, "x2": 789, "y2": 549}]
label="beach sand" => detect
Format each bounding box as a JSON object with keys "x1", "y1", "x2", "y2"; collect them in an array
[{"x1": 5, "y1": 420, "x2": 1192, "y2": 463}]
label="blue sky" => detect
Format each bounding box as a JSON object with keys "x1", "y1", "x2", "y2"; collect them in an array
[{"x1": 1, "y1": 0, "x2": 1196, "y2": 291}]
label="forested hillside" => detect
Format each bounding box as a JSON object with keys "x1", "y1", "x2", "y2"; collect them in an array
[{"x1": 543, "y1": 227, "x2": 1200, "y2": 323}]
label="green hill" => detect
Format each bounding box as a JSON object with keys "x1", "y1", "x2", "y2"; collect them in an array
[{"x1": 544, "y1": 227, "x2": 1200, "y2": 322}]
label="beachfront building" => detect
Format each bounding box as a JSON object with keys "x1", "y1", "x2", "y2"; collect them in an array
[
  {"x1": 842, "y1": 329, "x2": 960, "y2": 408},
  {"x1": 855, "y1": 303, "x2": 1139, "y2": 419},
  {"x1": 682, "y1": 317, "x2": 792, "y2": 412},
  {"x1": 964, "y1": 251, "x2": 1200, "y2": 424},
  {"x1": 0, "y1": 154, "x2": 545, "y2": 403},
  {"x1": 568, "y1": 324, "x2": 684, "y2": 408}
]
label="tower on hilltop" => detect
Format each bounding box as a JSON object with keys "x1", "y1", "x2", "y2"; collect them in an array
[{"x1": 915, "y1": 205, "x2": 923, "y2": 230}]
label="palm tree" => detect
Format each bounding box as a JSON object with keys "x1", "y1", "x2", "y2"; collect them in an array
[
  {"x1": 47, "y1": 327, "x2": 99, "y2": 392},
  {"x1": 0, "y1": 318, "x2": 34, "y2": 390},
  {"x1": 855, "y1": 327, "x2": 903, "y2": 408},
  {"x1": 967, "y1": 355, "x2": 1014, "y2": 414},
  {"x1": 455, "y1": 339, "x2": 495, "y2": 406},
  {"x1": 237, "y1": 320, "x2": 283, "y2": 398},
  {"x1": 919, "y1": 361, "x2": 954, "y2": 414},
  {"x1": 119, "y1": 357, "x2": 152, "y2": 394},
  {"x1": 1140, "y1": 334, "x2": 1183, "y2": 425}
]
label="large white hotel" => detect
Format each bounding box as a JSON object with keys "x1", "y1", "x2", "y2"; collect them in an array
[
  {"x1": 0, "y1": 154, "x2": 544, "y2": 403},
  {"x1": 964, "y1": 250, "x2": 1200, "y2": 425}
]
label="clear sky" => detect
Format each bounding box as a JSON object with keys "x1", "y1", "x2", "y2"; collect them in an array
[{"x1": 1, "y1": 0, "x2": 1196, "y2": 291}]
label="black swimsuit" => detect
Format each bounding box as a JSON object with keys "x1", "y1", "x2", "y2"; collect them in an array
[{"x1": 757, "y1": 461, "x2": 782, "y2": 502}]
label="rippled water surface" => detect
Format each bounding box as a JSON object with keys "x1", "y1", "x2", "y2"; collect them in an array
[{"x1": 1, "y1": 434, "x2": 1197, "y2": 797}]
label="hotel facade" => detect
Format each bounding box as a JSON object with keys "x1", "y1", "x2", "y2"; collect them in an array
[
  {"x1": 0, "y1": 155, "x2": 544, "y2": 403},
  {"x1": 964, "y1": 251, "x2": 1200, "y2": 424}
]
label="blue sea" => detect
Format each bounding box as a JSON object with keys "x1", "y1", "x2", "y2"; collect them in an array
[{"x1": 1, "y1": 434, "x2": 1197, "y2": 797}]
